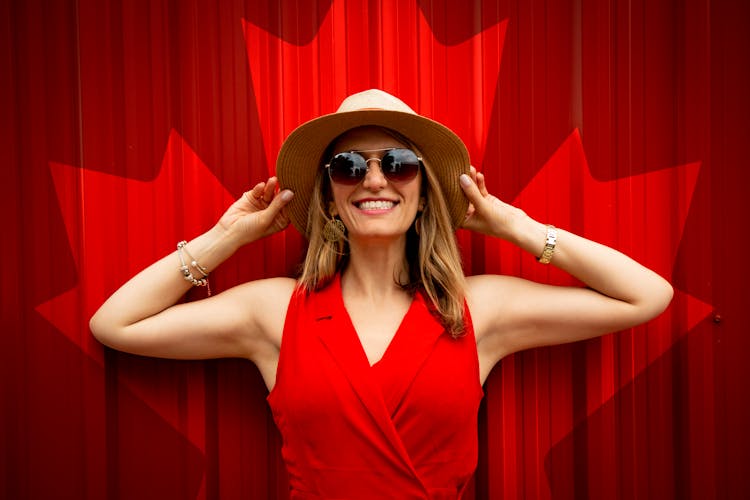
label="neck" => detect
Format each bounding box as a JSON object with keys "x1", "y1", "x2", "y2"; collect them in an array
[{"x1": 342, "y1": 235, "x2": 410, "y2": 300}]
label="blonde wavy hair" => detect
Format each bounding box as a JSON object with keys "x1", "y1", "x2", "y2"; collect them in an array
[{"x1": 297, "y1": 128, "x2": 467, "y2": 336}]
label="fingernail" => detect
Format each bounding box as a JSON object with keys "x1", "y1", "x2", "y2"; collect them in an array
[
  {"x1": 459, "y1": 174, "x2": 471, "y2": 187},
  {"x1": 281, "y1": 190, "x2": 294, "y2": 201}
]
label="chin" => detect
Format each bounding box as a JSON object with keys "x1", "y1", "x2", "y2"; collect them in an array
[{"x1": 349, "y1": 225, "x2": 411, "y2": 241}]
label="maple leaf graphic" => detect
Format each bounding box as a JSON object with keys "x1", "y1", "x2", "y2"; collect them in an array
[{"x1": 37, "y1": 130, "x2": 235, "y2": 454}]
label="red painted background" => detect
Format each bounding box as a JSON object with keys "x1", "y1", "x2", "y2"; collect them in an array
[{"x1": 2, "y1": 0, "x2": 749, "y2": 498}]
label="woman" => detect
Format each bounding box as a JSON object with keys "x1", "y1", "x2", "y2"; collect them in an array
[{"x1": 90, "y1": 89, "x2": 673, "y2": 498}]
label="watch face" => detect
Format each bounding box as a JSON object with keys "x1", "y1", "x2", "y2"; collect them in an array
[{"x1": 538, "y1": 225, "x2": 557, "y2": 264}]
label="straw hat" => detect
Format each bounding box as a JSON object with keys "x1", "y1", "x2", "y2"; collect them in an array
[{"x1": 276, "y1": 89, "x2": 470, "y2": 236}]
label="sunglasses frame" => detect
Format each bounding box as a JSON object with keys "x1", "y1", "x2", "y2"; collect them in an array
[{"x1": 325, "y1": 148, "x2": 423, "y2": 185}]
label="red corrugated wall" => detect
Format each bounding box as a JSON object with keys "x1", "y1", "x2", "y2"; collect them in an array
[{"x1": 2, "y1": 0, "x2": 749, "y2": 498}]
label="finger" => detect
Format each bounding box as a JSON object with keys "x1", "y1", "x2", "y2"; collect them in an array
[
  {"x1": 254, "y1": 189, "x2": 293, "y2": 229},
  {"x1": 461, "y1": 200, "x2": 477, "y2": 228},
  {"x1": 476, "y1": 172, "x2": 489, "y2": 197},
  {"x1": 262, "y1": 177, "x2": 278, "y2": 204},
  {"x1": 459, "y1": 174, "x2": 486, "y2": 209},
  {"x1": 266, "y1": 189, "x2": 294, "y2": 214},
  {"x1": 469, "y1": 165, "x2": 478, "y2": 183},
  {"x1": 244, "y1": 182, "x2": 266, "y2": 203},
  {"x1": 250, "y1": 182, "x2": 266, "y2": 198}
]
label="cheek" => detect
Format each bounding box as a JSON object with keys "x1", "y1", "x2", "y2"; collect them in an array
[
  {"x1": 329, "y1": 185, "x2": 351, "y2": 215},
  {"x1": 407, "y1": 183, "x2": 424, "y2": 208}
]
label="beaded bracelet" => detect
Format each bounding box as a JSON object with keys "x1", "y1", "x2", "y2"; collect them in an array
[{"x1": 177, "y1": 240, "x2": 212, "y2": 295}]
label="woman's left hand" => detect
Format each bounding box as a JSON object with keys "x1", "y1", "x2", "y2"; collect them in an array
[{"x1": 459, "y1": 167, "x2": 527, "y2": 240}]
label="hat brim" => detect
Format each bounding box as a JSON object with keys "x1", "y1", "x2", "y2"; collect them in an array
[{"x1": 276, "y1": 109, "x2": 470, "y2": 236}]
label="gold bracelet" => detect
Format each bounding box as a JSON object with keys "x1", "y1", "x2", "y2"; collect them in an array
[{"x1": 537, "y1": 225, "x2": 557, "y2": 264}]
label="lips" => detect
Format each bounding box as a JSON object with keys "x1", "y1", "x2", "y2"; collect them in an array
[{"x1": 354, "y1": 199, "x2": 397, "y2": 210}]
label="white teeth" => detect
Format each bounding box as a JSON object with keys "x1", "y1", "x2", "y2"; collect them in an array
[{"x1": 357, "y1": 200, "x2": 395, "y2": 210}]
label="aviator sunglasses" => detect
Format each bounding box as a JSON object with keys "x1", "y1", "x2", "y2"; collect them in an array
[{"x1": 325, "y1": 148, "x2": 422, "y2": 185}]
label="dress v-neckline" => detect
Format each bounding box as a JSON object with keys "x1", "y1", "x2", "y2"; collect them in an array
[
  {"x1": 334, "y1": 274, "x2": 418, "y2": 368},
  {"x1": 309, "y1": 274, "x2": 452, "y2": 418}
]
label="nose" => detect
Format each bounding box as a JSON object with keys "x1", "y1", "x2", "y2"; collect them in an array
[{"x1": 361, "y1": 157, "x2": 387, "y2": 190}]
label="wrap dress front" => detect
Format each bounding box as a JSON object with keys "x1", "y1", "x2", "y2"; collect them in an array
[{"x1": 267, "y1": 275, "x2": 484, "y2": 499}]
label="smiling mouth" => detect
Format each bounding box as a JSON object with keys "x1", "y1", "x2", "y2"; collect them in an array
[{"x1": 355, "y1": 200, "x2": 397, "y2": 210}]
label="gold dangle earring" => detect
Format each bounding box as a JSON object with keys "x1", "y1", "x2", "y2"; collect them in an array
[{"x1": 323, "y1": 217, "x2": 345, "y2": 242}]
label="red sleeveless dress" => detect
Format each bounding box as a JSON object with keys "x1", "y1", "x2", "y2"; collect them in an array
[{"x1": 267, "y1": 275, "x2": 483, "y2": 499}]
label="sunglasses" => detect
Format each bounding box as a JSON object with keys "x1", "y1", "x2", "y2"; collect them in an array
[{"x1": 325, "y1": 148, "x2": 422, "y2": 185}]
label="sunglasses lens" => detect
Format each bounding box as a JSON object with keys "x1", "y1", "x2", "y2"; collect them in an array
[
  {"x1": 381, "y1": 149, "x2": 421, "y2": 181},
  {"x1": 327, "y1": 149, "x2": 421, "y2": 184},
  {"x1": 328, "y1": 153, "x2": 367, "y2": 184}
]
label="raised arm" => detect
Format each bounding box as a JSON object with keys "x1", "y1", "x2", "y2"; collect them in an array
[
  {"x1": 89, "y1": 177, "x2": 296, "y2": 368},
  {"x1": 459, "y1": 169, "x2": 673, "y2": 378}
]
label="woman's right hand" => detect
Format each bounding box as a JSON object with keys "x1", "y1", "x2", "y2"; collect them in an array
[{"x1": 217, "y1": 177, "x2": 294, "y2": 245}]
